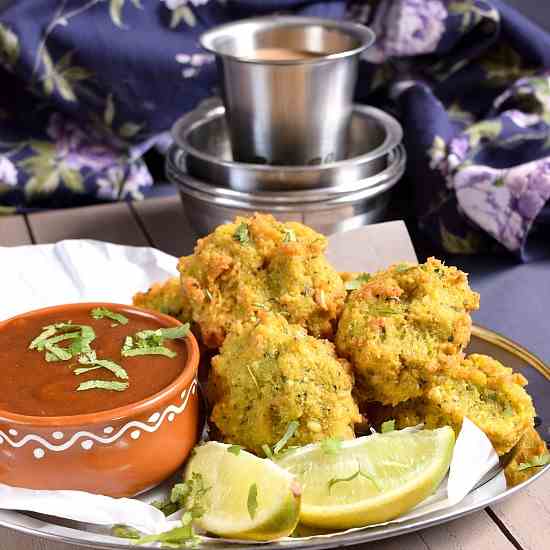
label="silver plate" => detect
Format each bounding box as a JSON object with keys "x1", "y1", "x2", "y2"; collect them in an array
[{"x1": 1, "y1": 326, "x2": 549, "y2": 549}]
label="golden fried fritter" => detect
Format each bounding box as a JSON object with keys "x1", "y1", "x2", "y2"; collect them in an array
[
  {"x1": 178, "y1": 214, "x2": 346, "y2": 348},
  {"x1": 132, "y1": 277, "x2": 191, "y2": 322},
  {"x1": 208, "y1": 312, "x2": 361, "y2": 455},
  {"x1": 505, "y1": 426, "x2": 549, "y2": 486},
  {"x1": 335, "y1": 258, "x2": 479, "y2": 405},
  {"x1": 368, "y1": 354, "x2": 535, "y2": 455}
]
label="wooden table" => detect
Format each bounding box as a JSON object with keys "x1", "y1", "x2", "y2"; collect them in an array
[{"x1": 0, "y1": 195, "x2": 549, "y2": 550}]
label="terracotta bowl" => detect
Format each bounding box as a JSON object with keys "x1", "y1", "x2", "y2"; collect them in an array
[{"x1": 0, "y1": 303, "x2": 200, "y2": 497}]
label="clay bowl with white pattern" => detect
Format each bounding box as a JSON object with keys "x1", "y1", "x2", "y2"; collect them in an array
[{"x1": 0, "y1": 302, "x2": 200, "y2": 497}]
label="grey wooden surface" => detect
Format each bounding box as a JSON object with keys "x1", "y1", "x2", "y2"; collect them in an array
[{"x1": 0, "y1": 196, "x2": 548, "y2": 550}]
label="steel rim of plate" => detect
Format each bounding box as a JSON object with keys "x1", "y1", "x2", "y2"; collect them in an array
[
  {"x1": 171, "y1": 102, "x2": 404, "y2": 180},
  {"x1": 167, "y1": 144, "x2": 406, "y2": 208},
  {"x1": 0, "y1": 325, "x2": 548, "y2": 549}
]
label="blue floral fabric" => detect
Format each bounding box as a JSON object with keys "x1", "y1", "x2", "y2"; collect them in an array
[{"x1": 0, "y1": 1, "x2": 549, "y2": 260}]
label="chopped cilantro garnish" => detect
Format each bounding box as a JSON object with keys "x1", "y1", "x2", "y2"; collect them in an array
[
  {"x1": 227, "y1": 444, "x2": 242, "y2": 456},
  {"x1": 77, "y1": 380, "x2": 129, "y2": 392},
  {"x1": 262, "y1": 444, "x2": 273, "y2": 459},
  {"x1": 345, "y1": 273, "x2": 371, "y2": 291},
  {"x1": 394, "y1": 263, "x2": 415, "y2": 273},
  {"x1": 247, "y1": 483, "x2": 258, "y2": 520},
  {"x1": 368, "y1": 306, "x2": 399, "y2": 317},
  {"x1": 112, "y1": 525, "x2": 141, "y2": 540},
  {"x1": 122, "y1": 324, "x2": 189, "y2": 358},
  {"x1": 74, "y1": 350, "x2": 128, "y2": 380},
  {"x1": 122, "y1": 345, "x2": 177, "y2": 358},
  {"x1": 328, "y1": 460, "x2": 379, "y2": 493},
  {"x1": 135, "y1": 325, "x2": 189, "y2": 342},
  {"x1": 133, "y1": 513, "x2": 199, "y2": 547},
  {"x1": 233, "y1": 222, "x2": 250, "y2": 245},
  {"x1": 29, "y1": 323, "x2": 96, "y2": 362},
  {"x1": 272, "y1": 420, "x2": 300, "y2": 455},
  {"x1": 321, "y1": 437, "x2": 343, "y2": 455},
  {"x1": 155, "y1": 472, "x2": 211, "y2": 520},
  {"x1": 44, "y1": 343, "x2": 73, "y2": 362},
  {"x1": 283, "y1": 228, "x2": 296, "y2": 243},
  {"x1": 90, "y1": 307, "x2": 129, "y2": 326},
  {"x1": 381, "y1": 419, "x2": 396, "y2": 433},
  {"x1": 517, "y1": 453, "x2": 550, "y2": 471}
]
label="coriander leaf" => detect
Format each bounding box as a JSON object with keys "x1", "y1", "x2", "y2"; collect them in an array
[
  {"x1": 368, "y1": 306, "x2": 399, "y2": 317},
  {"x1": 394, "y1": 263, "x2": 415, "y2": 273},
  {"x1": 262, "y1": 444, "x2": 273, "y2": 459},
  {"x1": 321, "y1": 437, "x2": 342, "y2": 455},
  {"x1": 91, "y1": 307, "x2": 129, "y2": 326},
  {"x1": 76, "y1": 353, "x2": 128, "y2": 379},
  {"x1": 29, "y1": 326, "x2": 57, "y2": 350},
  {"x1": 136, "y1": 324, "x2": 189, "y2": 341},
  {"x1": 381, "y1": 419, "x2": 396, "y2": 433},
  {"x1": 273, "y1": 420, "x2": 300, "y2": 455},
  {"x1": 168, "y1": 472, "x2": 210, "y2": 519},
  {"x1": 283, "y1": 228, "x2": 296, "y2": 243},
  {"x1": 253, "y1": 303, "x2": 268, "y2": 310},
  {"x1": 247, "y1": 483, "x2": 258, "y2": 520},
  {"x1": 123, "y1": 336, "x2": 133, "y2": 351},
  {"x1": 151, "y1": 498, "x2": 179, "y2": 517},
  {"x1": 44, "y1": 343, "x2": 73, "y2": 361},
  {"x1": 134, "y1": 522, "x2": 198, "y2": 547},
  {"x1": 122, "y1": 346, "x2": 177, "y2": 358},
  {"x1": 328, "y1": 462, "x2": 379, "y2": 494},
  {"x1": 233, "y1": 222, "x2": 250, "y2": 245},
  {"x1": 73, "y1": 365, "x2": 102, "y2": 376},
  {"x1": 227, "y1": 445, "x2": 242, "y2": 456},
  {"x1": 345, "y1": 273, "x2": 371, "y2": 291},
  {"x1": 517, "y1": 453, "x2": 550, "y2": 471},
  {"x1": 38, "y1": 332, "x2": 80, "y2": 349},
  {"x1": 112, "y1": 524, "x2": 141, "y2": 540},
  {"x1": 77, "y1": 380, "x2": 129, "y2": 392}
]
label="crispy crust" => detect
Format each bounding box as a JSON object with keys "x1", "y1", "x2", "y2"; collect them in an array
[
  {"x1": 178, "y1": 213, "x2": 346, "y2": 348},
  {"x1": 336, "y1": 258, "x2": 480, "y2": 405},
  {"x1": 208, "y1": 312, "x2": 362, "y2": 455}
]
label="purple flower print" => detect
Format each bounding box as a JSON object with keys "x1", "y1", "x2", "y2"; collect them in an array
[
  {"x1": 365, "y1": 0, "x2": 447, "y2": 63},
  {"x1": 452, "y1": 157, "x2": 550, "y2": 251},
  {"x1": 96, "y1": 162, "x2": 152, "y2": 201},
  {"x1": 505, "y1": 110, "x2": 540, "y2": 128},
  {"x1": 46, "y1": 113, "x2": 118, "y2": 172}
]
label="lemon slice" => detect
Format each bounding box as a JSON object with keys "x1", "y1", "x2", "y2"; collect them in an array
[
  {"x1": 184, "y1": 442, "x2": 301, "y2": 541},
  {"x1": 275, "y1": 427, "x2": 455, "y2": 529}
]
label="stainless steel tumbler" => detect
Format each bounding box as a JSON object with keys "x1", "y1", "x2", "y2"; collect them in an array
[{"x1": 200, "y1": 16, "x2": 375, "y2": 166}]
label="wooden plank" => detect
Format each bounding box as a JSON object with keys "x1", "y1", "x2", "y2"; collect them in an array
[
  {"x1": 130, "y1": 195, "x2": 196, "y2": 257},
  {"x1": 0, "y1": 215, "x2": 32, "y2": 246},
  {"x1": 27, "y1": 203, "x2": 148, "y2": 246},
  {"x1": 419, "y1": 511, "x2": 517, "y2": 550},
  {"x1": 489, "y1": 471, "x2": 550, "y2": 550}
]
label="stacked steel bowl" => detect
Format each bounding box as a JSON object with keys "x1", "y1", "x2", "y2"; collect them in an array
[{"x1": 168, "y1": 16, "x2": 405, "y2": 236}]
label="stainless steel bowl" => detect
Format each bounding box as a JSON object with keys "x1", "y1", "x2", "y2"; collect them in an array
[
  {"x1": 168, "y1": 144, "x2": 406, "y2": 237},
  {"x1": 172, "y1": 101, "x2": 403, "y2": 192}
]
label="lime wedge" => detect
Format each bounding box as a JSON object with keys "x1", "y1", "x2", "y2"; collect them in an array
[
  {"x1": 276, "y1": 427, "x2": 455, "y2": 529},
  {"x1": 184, "y1": 442, "x2": 301, "y2": 541}
]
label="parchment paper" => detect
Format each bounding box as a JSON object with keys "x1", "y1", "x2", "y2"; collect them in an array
[{"x1": 0, "y1": 223, "x2": 503, "y2": 544}]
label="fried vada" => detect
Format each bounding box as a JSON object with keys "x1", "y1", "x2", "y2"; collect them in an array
[
  {"x1": 336, "y1": 258, "x2": 479, "y2": 405},
  {"x1": 178, "y1": 213, "x2": 346, "y2": 348},
  {"x1": 208, "y1": 312, "x2": 361, "y2": 455},
  {"x1": 368, "y1": 354, "x2": 535, "y2": 455},
  {"x1": 132, "y1": 276, "x2": 190, "y2": 322}
]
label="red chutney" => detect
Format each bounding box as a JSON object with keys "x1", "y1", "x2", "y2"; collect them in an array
[{"x1": 0, "y1": 304, "x2": 188, "y2": 416}]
